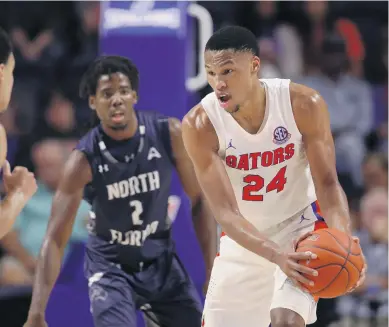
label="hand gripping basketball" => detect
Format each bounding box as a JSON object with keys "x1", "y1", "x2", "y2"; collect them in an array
[
  {"x1": 295, "y1": 228, "x2": 366, "y2": 298},
  {"x1": 346, "y1": 236, "x2": 367, "y2": 293},
  {"x1": 275, "y1": 250, "x2": 318, "y2": 290}
]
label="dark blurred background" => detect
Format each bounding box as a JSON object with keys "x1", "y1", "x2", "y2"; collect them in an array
[{"x1": 0, "y1": 1, "x2": 387, "y2": 327}]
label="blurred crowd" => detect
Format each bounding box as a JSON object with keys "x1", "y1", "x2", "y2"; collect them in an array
[{"x1": 0, "y1": 1, "x2": 387, "y2": 327}]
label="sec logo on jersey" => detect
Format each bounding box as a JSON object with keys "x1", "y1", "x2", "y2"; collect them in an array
[{"x1": 273, "y1": 126, "x2": 291, "y2": 145}]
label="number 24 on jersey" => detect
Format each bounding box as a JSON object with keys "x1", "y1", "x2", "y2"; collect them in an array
[{"x1": 242, "y1": 166, "x2": 287, "y2": 201}]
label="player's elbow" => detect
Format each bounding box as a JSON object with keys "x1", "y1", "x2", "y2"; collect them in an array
[
  {"x1": 214, "y1": 208, "x2": 239, "y2": 229},
  {"x1": 315, "y1": 171, "x2": 340, "y2": 191}
]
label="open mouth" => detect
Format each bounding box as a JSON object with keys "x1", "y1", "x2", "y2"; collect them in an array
[
  {"x1": 218, "y1": 94, "x2": 231, "y2": 108},
  {"x1": 111, "y1": 112, "x2": 125, "y2": 123}
]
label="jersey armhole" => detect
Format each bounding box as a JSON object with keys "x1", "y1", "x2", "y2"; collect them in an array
[
  {"x1": 158, "y1": 118, "x2": 176, "y2": 167},
  {"x1": 285, "y1": 81, "x2": 303, "y2": 137},
  {"x1": 72, "y1": 148, "x2": 95, "y2": 202},
  {"x1": 200, "y1": 105, "x2": 226, "y2": 158}
]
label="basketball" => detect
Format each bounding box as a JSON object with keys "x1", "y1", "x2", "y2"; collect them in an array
[{"x1": 296, "y1": 228, "x2": 365, "y2": 298}]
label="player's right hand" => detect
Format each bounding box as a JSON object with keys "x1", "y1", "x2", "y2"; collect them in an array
[
  {"x1": 275, "y1": 251, "x2": 318, "y2": 289},
  {"x1": 2, "y1": 161, "x2": 38, "y2": 200}
]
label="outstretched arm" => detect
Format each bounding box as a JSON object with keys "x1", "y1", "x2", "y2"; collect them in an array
[
  {"x1": 26, "y1": 150, "x2": 92, "y2": 324},
  {"x1": 291, "y1": 83, "x2": 351, "y2": 234},
  {"x1": 168, "y1": 117, "x2": 217, "y2": 286}
]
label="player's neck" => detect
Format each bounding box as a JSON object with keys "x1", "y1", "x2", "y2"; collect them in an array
[
  {"x1": 233, "y1": 80, "x2": 266, "y2": 120},
  {"x1": 102, "y1": 111, "x2": 138, "y2": 141}
]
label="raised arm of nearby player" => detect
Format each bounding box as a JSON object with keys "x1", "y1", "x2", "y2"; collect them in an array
[
  {"x1": 24, "y1": 150, "x2": 92, "y2": 327},
  {"x1": 182, "y1": 105, "x2": 317, "y2": 286},
  {"x1": 168, "y1": 117, "x2": 217, "y2": 290},
  {"x1": 0, "y1": 124, "x2": 38, "y2": 239},
  {"x1": 291, "y1": 83, "x2": 351, "y2": 234}
]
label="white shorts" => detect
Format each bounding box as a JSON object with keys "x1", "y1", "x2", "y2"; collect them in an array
[{"x1": 203, "y1": 203, "x2": 326, "y2": 327}]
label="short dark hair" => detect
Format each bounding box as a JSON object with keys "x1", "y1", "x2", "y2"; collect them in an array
[
  {"x1": 0, "y1": 27, "x2": 12, "y2": 65},
  {"x1": 79, "y1": 55, "x2": 139, "y2": 99},
  {"x1": 205, "y1": 25, "x2": 259, "y2": 57}
]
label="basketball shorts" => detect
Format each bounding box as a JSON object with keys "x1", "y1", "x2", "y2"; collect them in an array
[
  {"x1": 202, "y1": 202, "x2": 327, "y2": 327},
  {"x1": 85, "y1": 250, "x2": 202, "y2": 327}
]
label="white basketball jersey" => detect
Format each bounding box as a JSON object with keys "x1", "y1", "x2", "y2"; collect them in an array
[{"x1": 201, "y1": 78, "x2": 317, "y2": 231}]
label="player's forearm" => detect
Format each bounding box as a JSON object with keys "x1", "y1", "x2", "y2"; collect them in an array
[
  {"x1": 316, "y1": 180, "x2": 351, "y2": 234},
  {"x1": 217, "y1": 209, "x2": 281, "y2": 263},
  {"x1": 0, "y1": 191, "x2": 27, "y2": 239},
  {"x1": 28, "y1": 237, "x2": 64, "y2": 318},
  {"x1": 192, "y1": 198, "x2": 218, "y2": 275}
]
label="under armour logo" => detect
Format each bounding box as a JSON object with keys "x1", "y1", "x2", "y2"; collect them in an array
[
  {"x1": 226, "y1": 139, "x2": 236, "y2": 150},
  {"x1": 125, "y1": 154, "x2": 135, "y2": 162},
  {"x1": 299, "y1": 215, "x2": 310, "y2": 223},
  {"x1": 98, "y1": 164, "x2": 109, "y2": 173}
]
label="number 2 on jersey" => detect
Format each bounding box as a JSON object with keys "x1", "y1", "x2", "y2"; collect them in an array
[
  {"x1": 242, "y1": 166, "x2": 287, "y2": 201},
  {"x1": 130, "y1": 200, "x2": 144, "y2": 225}
]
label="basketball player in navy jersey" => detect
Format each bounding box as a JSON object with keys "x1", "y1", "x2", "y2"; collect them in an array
[
  {"x1": 0, "y1": 27, "x2": 37, "y2": 239},
  {"x1": 23, "y1": 56, "x2": 216, "y2": 327}
]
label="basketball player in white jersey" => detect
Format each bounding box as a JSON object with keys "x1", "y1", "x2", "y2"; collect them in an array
[
  {"x1": 182, "y1": 26, "x2": 366, "y2": 327},
  {"x1": 0, "y1": 27, "x2": 37, "y2": 239}
]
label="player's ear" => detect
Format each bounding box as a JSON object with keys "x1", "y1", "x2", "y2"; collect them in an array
[
  {"x1": 132, "y1": 91, "x2": 138, "y2": 104},
  {"x1": 89, "y1": 96, "x2": 96, "y2": 110},
  {"x1": 0, "y1": 64, "x2": 4, "y2": 82},
  {"x1": 252, "y1": 57, "x2": 260, "y2": 75}
]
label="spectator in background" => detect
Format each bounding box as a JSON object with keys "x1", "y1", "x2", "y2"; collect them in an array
[
  {"x1": 0, "y1": 139, "x2": 89, "y2": 286},
  {"x1": 57, "y1": 1, "x2": 100, "y2": 124},
  {"x1": 299, "y1": 1, "x2": 331, "y2": 74},
  {"x1": 360, "y1": 188, "x2": 388, "y2": 236},
  {"x1": 362, "y1": 153, "x2": 388, "y2": 193},
  {"x1": 237, "y1": 1, "x2": 303, "y2": 79},
  {"x1": 297, "y1": 33, "x2": 373, "y2": 188},
  {"x1": 12, "y1": 86, "x2": 80, "y2": 172},
  {"x1": 4, "y1": 2, "x2": 70, "y2": 137},
  {"x1": 7, "y1": 2, "x2": 66, "y2": 76},
  {"x1": 337, "y1": 188, "x2": 388, "y2": 327}
]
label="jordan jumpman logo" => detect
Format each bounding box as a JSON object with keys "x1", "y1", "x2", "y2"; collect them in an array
[
  {"x1": 299, "y1": 214, "x2": 310, "y2": 223},
  {"x1": 226, "y1": 139, "x2": 236, "y2": 150}
]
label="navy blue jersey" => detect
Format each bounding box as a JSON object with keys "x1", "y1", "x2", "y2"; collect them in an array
[{"x1": 75, "y1": 110, "x2": 176, "y2": 269}]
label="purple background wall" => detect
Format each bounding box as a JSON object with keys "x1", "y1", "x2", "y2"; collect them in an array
[{"x1": 45, "y1": 2, "x2": 205, "y2": 327}]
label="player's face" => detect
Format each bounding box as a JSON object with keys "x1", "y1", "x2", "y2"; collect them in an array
[
  {"x1": 91, "y1": 72, "x2": 138, "y2": 131},
  {"x1": 205, "y1": 50, "x2": 260, "y2": 112},
  {"x1": 0, "y1": 53, "x2": 15, "y2": 112}
]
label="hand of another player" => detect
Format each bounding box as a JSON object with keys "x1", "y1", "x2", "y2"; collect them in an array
[
  {"x1": 347, "y1": 236, "x2": 367, "y2": 293},
  {"x1": 2, "y1": 161, "x2": 38, "y2": 200},
  {"x1": 275, "y1": 251, "x2": 318, "y2": 290}
]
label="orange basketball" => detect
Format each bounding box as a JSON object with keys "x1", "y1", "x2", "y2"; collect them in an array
[{"x1": 296, "y1": 228, "x2": 365, "y2": 298}]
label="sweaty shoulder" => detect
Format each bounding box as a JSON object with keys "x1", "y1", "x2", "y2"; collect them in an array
[
  {"x1": 0, "y1": 123, "x2": 6, "y2": 167},
  {"x1": 182, "y1": 104, "x2": 219, "y2": 153},
  {"x1": 289, "y1": 82, "x2": 329, "y2": 135}
]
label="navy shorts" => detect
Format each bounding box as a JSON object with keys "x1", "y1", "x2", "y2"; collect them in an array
[{"x1": 85, "y1": 251, "x2": 202, "y2": 327}]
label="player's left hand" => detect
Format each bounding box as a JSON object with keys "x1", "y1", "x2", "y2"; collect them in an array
[{"x1": 347, "y1": 236, "x2": 367, "y2": 293}]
